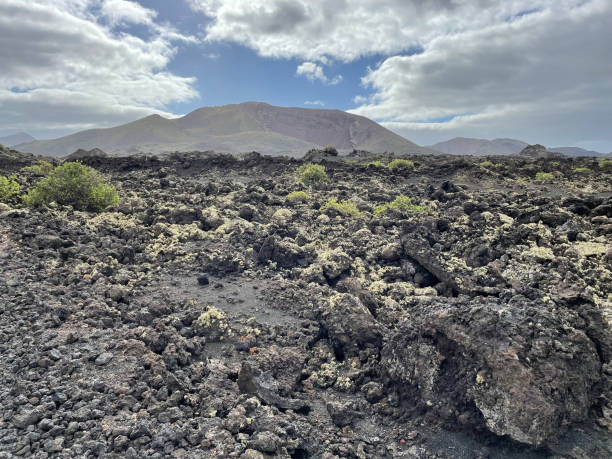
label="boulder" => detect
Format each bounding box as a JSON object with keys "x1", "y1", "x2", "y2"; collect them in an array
[{"x1": 382, "y1": 296, "x2": 610, "y2": 446}]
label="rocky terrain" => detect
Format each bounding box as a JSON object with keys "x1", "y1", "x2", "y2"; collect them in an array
[{"x1": 0, "y1": 148, "x2": 611, "y2": 458}]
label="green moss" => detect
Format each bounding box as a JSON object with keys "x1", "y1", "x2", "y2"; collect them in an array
[
  {"x1": 535, "y1": 172, "x2": 554, "y2": 181},
  {"x1": 320, "y1": 197, "x2": 361, "y2": 218},
  {"x1": 366, "y1": 160, "x2": 385, "y2": 168},
  {"x1": 286, "y1": 190, "x2": 309, "y2": 203},
  {"x1": 479, "y1": 160, "x2": 494, "y2": 168},
  {"x1": 23, "y1": 161, "x2": 119, "y2": 211},
  {"x1": 387, "y1": 158, "x2": 415, "y2": 170},
  {"x1": 0, "y1": 176, "x2": 20, "y2": 203},
  {"x1": 516, "y1": 177, "x2": 527, "y2": 183},
  {"x1": 374, "y1": 195, "x2": 425, "y2": 216},
  {"x1": 296, "y1": 163, "x2": 328, "y2": 186},
  {"x1": 574, "y1": 167, "x2": 590, "y2": 173}
]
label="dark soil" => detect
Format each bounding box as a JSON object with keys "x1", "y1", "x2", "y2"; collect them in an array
[{"x1": 1, "y1": 149, "x2": 611, "y2": 458}]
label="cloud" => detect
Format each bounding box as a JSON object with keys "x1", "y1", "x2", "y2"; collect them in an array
[
  {"x1": 0, "y1": 0, "x2": 198, "y2": 136},
  {"x1": 188, "y1": 0, "x2": 549, "y2": 62},
  {"x1": 350, "y1": 0, "x2": 612, "y2": 148},
  {"x1": 100, "y1": 0, "x2": 157, "y2": 26},
  {"x1": 296, "y1": 62, "x2": 342, "y2": 85},
  {"x1": 304, "y1": 100, "x2": 325, "y2": 106},
  {"x1": 189, "y1": 0, "x2": 612, "y2": 150}
]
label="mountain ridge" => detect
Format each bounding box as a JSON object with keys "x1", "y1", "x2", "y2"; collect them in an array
[
  {"x1": 15, "y1": 102, "x2": 436, "y2": 157},
  {"x1": 429, "y1": 136, "x2": 607, "y2": 157},
  {"x1": 0, "y1": 132, "x2": 36, "y2": 147},
  {"x1": 428, "y1": 137, "x2": 529, "y2": 156}
]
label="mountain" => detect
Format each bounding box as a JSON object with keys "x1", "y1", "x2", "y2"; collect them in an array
[
  {"x1": 428, "y1": 137, "x2": 528, "y2": 156},
  {"x1": 15, "y1": 102, "x2": 435, "y2": 157},
  {"x1": 519, "y1": 144, "x2": 564, "y2": 159},
  {"x1": 0, "y1": 132, "x2": 36, "y2": 147},
  {"x1": 549, "y1": 146, "x2": 606, "y2": 157}
]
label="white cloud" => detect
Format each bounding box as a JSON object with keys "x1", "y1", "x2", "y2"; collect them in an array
[
  {"x1": 189, "y1": 0, "x2": 612, "y2": 150},
  {"x1": 350, "y1": 0, "x2": 612, "y2": 148},
  {"x1": 0, "y1": 0, "x2": 198, "y2": 136},
  {"x1": 188, "y1": 0, "x2": 555, "y2": 62},
  {"x1": 100, "y1": 0, "x2": 156, "y2": 26},
  {"x1": 296, "y1": 62, "x2": 342, "y2": 85},
  {"x1": 304, "y1": 100, "x2": 325, "y2": 106}
]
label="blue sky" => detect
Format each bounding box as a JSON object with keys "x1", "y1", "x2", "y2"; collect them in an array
[
  {"x1": 121, "y1": 0, "x2": 386, "y2": 116},
  {"x1": 1, "y1": 0, "x2": 611, "y2": 151}
]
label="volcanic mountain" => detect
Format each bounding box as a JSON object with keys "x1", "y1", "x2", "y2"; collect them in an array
[
  {"x1": 428, "y1": 137, "x2": 529, "y2": 156},
  {"x1": 0, "y1": 132, "x2": 36, "y2": 147},
  {"x1": 429, "y1": 137, "x2": 608, "y2": 157},
  {"x1": 15, "y1": 102, "x2": 435, "y2": 157}
]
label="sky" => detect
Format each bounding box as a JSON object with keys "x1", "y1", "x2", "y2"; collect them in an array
[{"x1": 0, "y1": 0, "x2": 611, "y2": 151}]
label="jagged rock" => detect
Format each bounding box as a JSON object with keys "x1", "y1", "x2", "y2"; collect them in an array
[
  {"x1": 319, "y1": 293, "x2": 383, "y2": 359},
  {"x1": 382, "y1": 296, "x2": 610, "y2": 446},
  {"x1": 237, "y1": 362, "x2": 310, "y2": 412}
]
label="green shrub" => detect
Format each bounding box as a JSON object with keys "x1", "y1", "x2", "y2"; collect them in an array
[
  {"x1": 550, "y1": 161, "x2": 561, "y2": 167},
  {"x1": 387, "y1": 159, "x2": 415, "y2": 170},
  {"x1": 574, "y1": 167, "x2": 590, "y2": 173},
  {"x1": 296, "y1": 163, "x2": 328, "y2": 186},
  {"x1": 366, "y1": 160, "x2": 385, "y2": 168},
  {"x1": 374, "y1": 195, "x2": 425, "y2": 216},
  {"x1": 535, "y1": 172, "x2": 554, "y2": 181},
  {"x1": 0, "y1": 176, "x2": 20, "y2": 202},
  {"x1": 516, "y1": 177, "x2": 527, "y2": 183},
  {"x1": 323, "y1": 144, "x2": 338, "y2": 156},
  {"x1": 320, "y1": 197, "x2": 361, "y2": 218},
  {"x1": 286, "y1": 191, "x2": 309, "y2": 203},
  {"x1": 598, "y1": 157, "x2": 612, "y2": 168},
  {"x1": 23, "y1": 161, "x2": 119, "y2": 211},
  {"x1": 21, "y1": 160, "x2": 54, "y2": 176},
  {"x1": 479, "y1": 160, "x2": 494, "y2": 168}
]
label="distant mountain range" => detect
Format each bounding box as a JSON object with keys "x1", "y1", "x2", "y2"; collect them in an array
[
  {"x1": 0, "y1": 132, "x2": 36, "y2": 147},
  {"x1": 15, "y1": 102, "x2": 436, "y2": 157},
  {"x1": 429, "y1": 137, "x2": 608, "y2": 157},
  {"x1": 429, "y1": 137, "x2": 528, "y2": 156}
]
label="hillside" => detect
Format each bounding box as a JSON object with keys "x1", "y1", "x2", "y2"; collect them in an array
[
  {"x1": 429, "y1": 137, "x2": 528, "y2": 155},
  {"x1": 550, "y1": 146, "x2": 607, "y2": 157},
  {"x1": 15, "y1": 102, "x2": 435, "y2": 157},
  {"x1": 0, "y1": 132, "x2": 35, "y2": 147},
  {"x1": 429, "y1": 137, "x2": 609, "y2": 157}
]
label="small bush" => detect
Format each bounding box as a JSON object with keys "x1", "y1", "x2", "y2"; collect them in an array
[
  {"x1": 23, "y1": 161, "x2": 119, "y2": 211},
  {"x1": 0, "y1": 176, "x2": 20, "y2": 203},
  {"x1": 366, "y1": 160, "x2": 385, "y2": 168},
  {"x1": 320, "y1": 197, "x2": 361, "y2": 218},
  {"x1": 297, "y1": 163, "x2": 328, "y2": 186},
  {"x1": 387, "y1": 159, "x2": 415, "y2": 170},
  {"x1": 598, "y1": 157, "x2": 612, "y2": 168},
  {"x1": 535, "y1": 172, "x2": 554, "y2": 181},
  {"x1": 21, "y1": 160, "x2": 54, "y2": 176},
  {"x1": 516, "y1": 177, "x2": 527, "y2": 183},
  {"x1": 374, "y1": 195, "x2": 425, "y2": 216},
  {"x1": 323, "y1": 144, "x2": 338, "y2": 156},
  {"x1": 479, "y1": 160, "x2": 494, "y2": 168},
  {"x1": 574, "y1": 167, "x2": 590, "y2": 173},
  {"x1": 286, "y1": 191, "x2": 309, "y2": 203}
]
